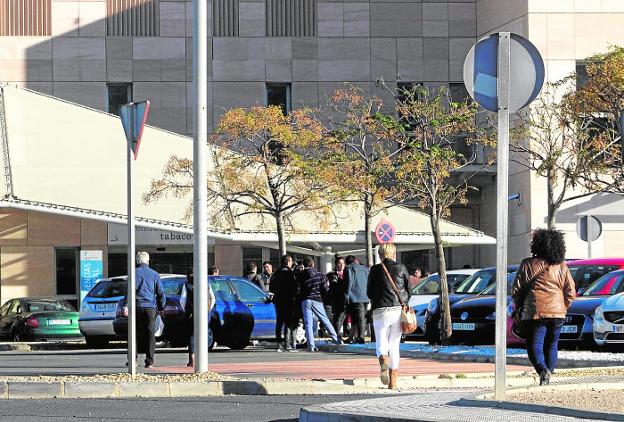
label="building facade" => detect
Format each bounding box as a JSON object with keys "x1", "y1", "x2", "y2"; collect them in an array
[{"x1": 1, "y1": 0, "x2": 624, "y2": 297}]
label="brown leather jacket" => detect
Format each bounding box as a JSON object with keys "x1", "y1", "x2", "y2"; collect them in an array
[{"x1": 511, "y1": 257, "x2": 576, "y2": 320}]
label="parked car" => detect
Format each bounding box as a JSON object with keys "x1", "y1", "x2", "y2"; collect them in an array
[
  {"x1": 566, "y1": 259, "x2": 624, "y2": 294},
  {"x1": 79, "y1": 276, "x2": 127, "y2": 348},
  {"x1": 113, "y1": 275, "x2": 276, "y2": 350},
  {"x1": 591, "y1": 271, "x2": 624, "y2": 347},
  {"x1": 406, "y1": 269, "x2": 479, "y2": 339},
  {"x1": 424, "y1": 266, "x2": 518, "y2": 345},
  {"x1": 0, "y1": 297, "x2": 82, "y2": 342}
]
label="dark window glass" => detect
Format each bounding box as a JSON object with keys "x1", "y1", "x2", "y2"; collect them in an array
[
  {"x1": 269, "y1": 249, "x2": 280, "y2": 270},
  {"x1": 576, "y1": 62, "x2": 588, "y2": 90},
  {"x1": 569, "y1": 265, "x2": 620, "y2": 291},
  {"x1": 87, "y1": 279, "x2": 127, "y2": 298},
  {"x1": 56, "y1": 248, "x2": 78, "y2": 295},
  {"x1": 450, "y1": 82, "x2": 470, "y2": 103},
  {"x1": 266, "y1": 83, "x2": 291, "y2": 115},
  {"x1": 210, "y1": 278, "x2": 236, "y2": 301},
  {"x1": 230, "y1": 279, "x2": 267, "y2": 302},
  {"x1": 108, "y1": 84, "x2": 132, "y2": 116},
  {"x1": 162, "y1": 278, "x2": 185, "y2": 296},
  {"x1": 25, "y1": 299, "x2": 74, "y2": 312},
  {"x1": 242, "y1": 247, "x2": 262, "y2": 275}
]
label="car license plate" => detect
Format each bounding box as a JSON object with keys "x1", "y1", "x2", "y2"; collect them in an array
[
  {"x1": 561, "y1": 325, "x2": 577, "y2": 334},
  {"x1": 613, "y1": 325, "x2": 624, "y2": 332},
  {"x1": 452, "y1": 323, "x2": 475, "y2": 331},
  {"x1": 48, "y1": 319, "x2": 70, "y2": 325},
  {"x1": 94, "y1": 303, "x2": 115, "y2": 311}
]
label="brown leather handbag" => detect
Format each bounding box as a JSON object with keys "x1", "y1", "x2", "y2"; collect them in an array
[{"x1": 381, "y1": 262, "x2": 417, "y2": 334}]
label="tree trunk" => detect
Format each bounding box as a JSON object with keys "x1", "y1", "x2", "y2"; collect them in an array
[
  {"x1": 364, "y1": 195, "x2": 374, "y2": 266},
  {"x1": 546, "y1": 170, "x2": 556, "y2": 230},
  {"x1": 431, "y1": 213, "x2": 451, "y2": 345},
  {"x1": 275, "y1": 211, "x2": 287, "y2": 257}
]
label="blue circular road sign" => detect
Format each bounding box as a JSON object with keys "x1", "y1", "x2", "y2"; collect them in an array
[
  {"x1": 375, "y1": 221, "x2": 396, "y2": 244},
  {"x1": 463, "y1": 33, "x2": 545, "y2": 113}
]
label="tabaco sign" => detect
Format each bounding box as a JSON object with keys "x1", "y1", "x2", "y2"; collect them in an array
[{"x1": 107, "y1": 223, "x2": 215, "y2": 246}]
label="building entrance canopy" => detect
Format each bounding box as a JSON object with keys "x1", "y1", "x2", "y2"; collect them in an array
[{"x1": 0, "y1": 84, "x2": 495, "y2": 249}]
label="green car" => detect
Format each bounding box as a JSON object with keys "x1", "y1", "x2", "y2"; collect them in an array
[{"x1": 0, "y1": 297, "x2": 82, "y2": 342}]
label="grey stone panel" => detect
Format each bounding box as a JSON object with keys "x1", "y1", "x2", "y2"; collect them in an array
[
  {"x1": 53, "y1": 82, "x2": 107, "y2": 111},
  {"x1": 212, "y1": 38, "x2": 266, "y2": 60},
  {"x1": 397, "y1": 59, "x2": 423, "y2": 81},
  {"x1": 134, "y1": 59, "x2": 163, "y2": 81},
  {"x1": 53, "y1": 60, "x2": 107, "y2": 81},
  {"x1": 397, "y1": 38, "x2": 423, "y2": 60},
  {"x1": 106, "y1": 38, "x2": 133, "y2": 60},
  {"x1": 292, "y1": 82, "x2": 319, "y2": 108},
  {"x1": 212, "y1": 82, "x2": 265, "y2": 126},
  {"x1": 292, "y1": 60, "x2": 319, "y2": 81},
  {"x1": 448, "y1": 2, "x2": 476, "y2": 37},
  {"x1": 133, "y1": 38, "x2": 185, "y2": 60},
  {"x1": 344, "y1": 3, "x2": 370, "y2": 37},
  {"x1": 78, "y1": 3, "x2": 107, "y2": 37},
  {"x1": 213, "y1": 60, "x2": 266, "y2": 81},
  {"x1": 448, "y1": 19, "x2": 476, "y2": 37},
  {"x1": 23, "y1": 61, "x2": 53, "y2": 82},
  {"x1": 107, "y1": 60, "x2": 133, "y2": 82},
  {"x1": 22, "y1": 82, "x2": 53, "y2": 95},
  {"x1": 370, "y1": 3, "x2": 423, "y2": 37},
  {"x1": 266, "y1": 38, "x2": 292, "y2": 59},
  {"x1": 161, "y1": 59, "x2": 187, "y2": 81},
  {"x1": 186, "y1": 38, "x2": 213, "y2": 81},
  {"x1": 318, "y1": 3, "x2": 344, "y2": 36},
  {"x1": 422, "y1": 37, "x2": 448, "y2": 81},
  {"x1": 53, "y1": 38, "x2": 106, "y2": 60},
  {"x1": 423, "y1": 20, "x2": 448, "y2": 37},
  {"x1": 423, "y1": 2, "x2": 447, "y2": 20},
  {"x1": 371, "y1": 38, "x2": 397, "y2": 81},
  {"x1": 318, "y1": 38, "x2": 370, "y2": 60},
  {"x1": 449, "y1": 37, "x2": 474, "y2": 81},
  {"x1": 239, "y1": 2, "x2": 266, "y2": 37},
  {"x1": 266, "y1": 60, "x2": 292, "y2": 81},
  {"x1": 134, "y1": 82, "x2": 187, "y2": 133},
  {"x1": 160, "y1": 1, "x2": 186, "y2": 37},
  {"x1": 292, "y1": 38, "x2": 318, "y2": 59},
  {"x1": 318, "y1": 60, "x2": 371, "y2": 81}
]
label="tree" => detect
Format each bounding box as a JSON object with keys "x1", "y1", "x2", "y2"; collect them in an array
[
  {"x1": 388, "y1": 83, "x2": 495, "y2": 344},
  {"x1": 144, "y1": 106, "x2": 339, "y2": 257},
  {"x1": 511, "y1": 82, "x2": 619, "y2": 229},
  {"x1": 321, "y1": 87, "x2": 406, "y2": 265}
]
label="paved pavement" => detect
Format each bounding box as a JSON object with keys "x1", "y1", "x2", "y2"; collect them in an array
[
  {"x1": 0, "y1": 345, "x2": 528, "y2": 379},
  {"x1": 299, "y1": 392, "x2": 612, "y2": 422}
]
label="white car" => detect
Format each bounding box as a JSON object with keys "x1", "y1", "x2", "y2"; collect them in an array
[
  {"x1": 78, "y1": 276, "x2": 127, "y2": 348},
  {"x1": 594, "y1": 282, "x2": 624, "y2": 347},
  {"x1": 406, "y1": 269, "x2": 479, "y2": 337}
]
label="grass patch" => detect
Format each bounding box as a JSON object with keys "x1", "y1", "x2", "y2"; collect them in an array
[{"x1": 438, "y1": 373, "x2": 452, "y2": 379}]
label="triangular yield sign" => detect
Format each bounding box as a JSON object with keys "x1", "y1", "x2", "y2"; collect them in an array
[{"x1": 120, "y1": 101, "x2": 150, "y2": 159}]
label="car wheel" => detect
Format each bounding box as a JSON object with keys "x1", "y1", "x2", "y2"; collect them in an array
[
  {"x1": 85, "y1": 336, "x2": 110, "y2": 349},
  {"x1": 226, "y1": 335, "x2": 250, "y2": 350},
  {"x1": 208, "y1": 327, "x2": 215, "y2": 351}
]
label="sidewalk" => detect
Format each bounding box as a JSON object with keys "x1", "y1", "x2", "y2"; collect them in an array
[{"x1": 299, "y1": 390, "x2": 616, "y2": 422}]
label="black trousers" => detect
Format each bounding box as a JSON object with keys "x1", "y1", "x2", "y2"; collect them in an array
[
  {"x1": 275, "y1": 303, "x2": 296, "y2": 347},
  {"x1": 137, "y1": 307, "x2": 157, "y2": 365},
  {"x1": 347, "y1": 302, "x2": 367, "y2": 340},
  {"x1": 324, "y1": 304, "x2": 346, "y2": 336}
]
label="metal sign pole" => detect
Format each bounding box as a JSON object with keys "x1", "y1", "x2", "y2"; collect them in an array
[
  {"x1": 495, "y1": 32, "x2": 510, "y2": 401},
  {"x1": 193, "y1": 0, "x2": 209, "y2": 373},
  {"x1": 127, "y1": 105, "x2": 136, "y2": 377},
  {"x1": 587, "y1": 215, "x2": 593, "y2": 259}
]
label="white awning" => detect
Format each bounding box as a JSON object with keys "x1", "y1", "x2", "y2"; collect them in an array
[{"x1": 0, "y1": 84, "x2": 495, "y2": 247}]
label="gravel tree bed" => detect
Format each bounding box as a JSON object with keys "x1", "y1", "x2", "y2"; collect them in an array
[
  {"x1": 0, "y1": 372, "x2": 230, "y2": 383},
  {"x1": 506, "y1": 387, "x2": 624, "y2": 414}
]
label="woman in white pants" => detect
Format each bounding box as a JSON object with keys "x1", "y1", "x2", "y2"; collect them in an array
[{"x1": 366, "y1": 243, "x2": 411, "y2": 390}]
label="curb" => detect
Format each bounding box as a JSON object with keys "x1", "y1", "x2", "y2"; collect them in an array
[
  {"x1": 0, "y1": 379, "x2": 381, "y2": 399},
  {"x1": 465, "y1": 383, "x2": 624, "y2": 422},
  {"x1": 319, "y1": 344, "x2": 623, "y2": 368}
]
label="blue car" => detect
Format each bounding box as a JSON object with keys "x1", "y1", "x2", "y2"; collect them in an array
[
  {"x1": 424, "y1": 266, "x2": 519, "y2": 345},
  {"x1": 112, "y1": 275, "x2": 276, "y2": 350}
]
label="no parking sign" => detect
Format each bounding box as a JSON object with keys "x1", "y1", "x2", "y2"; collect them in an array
[{"x1": 375, "y1": 220, "x2": 396, "y2": 244}]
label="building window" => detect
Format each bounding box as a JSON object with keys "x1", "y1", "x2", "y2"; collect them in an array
[
  {"x1": 107, "y1": 0, "x2": 159, "y2": 36},
  {"x1": 213, "y1": 0, "x2": 239, "y2": 36},
  {"x1": 266, "y1": 83, "x2": 291, "y2": 115},
  {"x1": 107, "y1": 84, "x2": 132, "y2": 116},
  {"x1": 56, "y1": 248, "x2": 79, "y2": 296},
  {"x1": 576, "y1": 62, "x2": 588, "y2": 90},
  {"x1": 450, "y1": 82, "x2": 470, "y2": 103},
  {"x1": 242, "y1": 247, "x2": 262, "y2": 275},
  {"x1": 266, "y1": 0, "x2": 316, "y2": 37},
  {"x1": 0, "y1": 0, "x2": 51, "y2": 36}
]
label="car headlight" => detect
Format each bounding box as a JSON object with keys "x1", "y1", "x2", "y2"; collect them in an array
[
  {"x1": 427, "y1": 299, "x2": 438, "y2": 314},
  {"x1": 594, "y1": 306, "x2": 604, "y2": 320}
]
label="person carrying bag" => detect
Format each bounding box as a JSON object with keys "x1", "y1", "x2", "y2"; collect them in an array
[{"x1": 366, "y1": 243, "x2": 412, "y2": 390}]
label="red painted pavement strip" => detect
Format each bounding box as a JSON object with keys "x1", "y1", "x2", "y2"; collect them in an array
[{"x1": 150, "y1": 358, "x2": 529, "y2": 379}]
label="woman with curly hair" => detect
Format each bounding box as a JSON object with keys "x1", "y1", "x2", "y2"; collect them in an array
[{"x1": 511, "y1": 229, "x2": 576, "y2": 385}]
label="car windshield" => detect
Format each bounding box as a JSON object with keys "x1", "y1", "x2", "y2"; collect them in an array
[
  {"x1": 87, "y1": 279, "x2": 127, "y2": 298},
  {"x1": 412, "y1": 274, "x2": 471, "y2": 295},
  {"x1": 479, "y1": 274, "x2": 515, "y2": 295},
  {"x1": 453, "y1": 270, "x2": 495, "y2": 294},
  {"x1": 568, "y1": 265, "x2": 620, "y2": 291},
  {"x1": 582, "y1": 272, "x2": 624, "y2": 296},
  {"x1": 25, "y1": 300, "x2": 74, "y2": 312},
  {"x1": 162, "y1": 278, "x2": 185, "y2": 296}
]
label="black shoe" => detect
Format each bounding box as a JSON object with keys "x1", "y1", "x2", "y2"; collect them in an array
[
  {"x1": 539, "y1": 369, "x2": 551, "y2": 386},
  {"x1": 356, "y1": 338, "x2": 365, "y2": 344}
]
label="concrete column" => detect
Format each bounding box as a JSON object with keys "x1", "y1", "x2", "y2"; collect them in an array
[{"x1": 320, "y1": 246, "x2": 333, "y2": 273}]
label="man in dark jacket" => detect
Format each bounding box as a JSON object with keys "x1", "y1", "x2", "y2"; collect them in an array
[
  {"x1": 269, "y1": 254, "x2": 298, "y2": 352},
  {"x1": 344, "y1": 255, "x2": 370, "y2": 344},
  {"x1": 297, "y1": 258, "x2": 343, "y2": 351},
  {"x1": 323, "y1": 256, "x2": 347, "y2": 335},
  {"x1": 135, "y1": 251, "x2": 166, "y2": 368}
]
